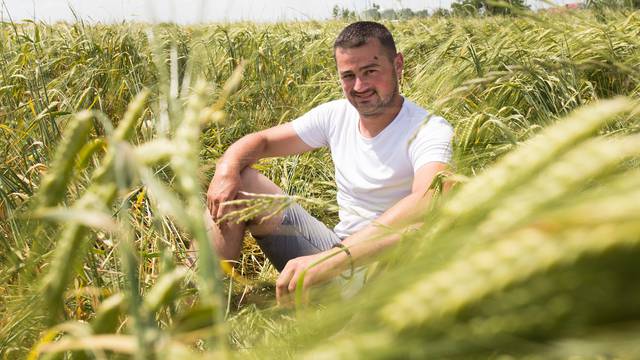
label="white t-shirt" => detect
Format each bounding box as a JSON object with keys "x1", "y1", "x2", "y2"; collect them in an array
[{"x1": 291, "y1": 97, "x2": 453, "y2": 239}]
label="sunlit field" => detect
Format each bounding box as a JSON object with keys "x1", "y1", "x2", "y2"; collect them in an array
[{"x1": 1, "y1": 7, "x2": 640, "y2": 359}]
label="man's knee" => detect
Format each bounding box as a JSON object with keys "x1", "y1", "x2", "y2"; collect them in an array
[
  {"x1": 237, "y1": 167, "x2": 258, "y2": 189},
  {"x1": 237, "y1": 167, "x2": 283, "y2": 196},
  {"x1": 235, "y1": 168, "x2": 286, "y2": 235}
]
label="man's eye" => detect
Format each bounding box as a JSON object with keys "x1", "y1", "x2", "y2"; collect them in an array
[{"x1": 342, "y1": 74, "x2": 354, "y2": 80}]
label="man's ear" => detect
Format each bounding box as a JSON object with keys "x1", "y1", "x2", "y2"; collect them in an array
[{"x1": 394, "y1": 52, "x2": 404, "y2": 78}]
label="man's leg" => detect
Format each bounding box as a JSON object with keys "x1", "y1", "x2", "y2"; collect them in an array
[
  {"x1": 203, "y1": 167, "x2": 341, "y2": 271},
  {"x1": 204, "y1": 167, "x2": 286, "y2": 261},
  {"x1": 251, "y1": 203, "x2": 342, "y2": 271}
]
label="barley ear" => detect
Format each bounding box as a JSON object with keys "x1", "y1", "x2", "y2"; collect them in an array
[
  {"x1": 91, "y1": 293, "x2": 127, "y2": 335},
  {"x1": 381, "y1": 222, "x2": 640, "y2": 331},
  {"x1": 142, "y1": 267, "x2": 188, "y2": 315},
  {"x1": 172, "y1": 80, "x2": 224, "y2": 344},
  {"x1": 441, "y1": 97, "x2": 634, "y2": 221},
  {"x1": 478, "y1": 134, "x2": 640, "y2": 238},
  {"x1": 37, "y1": 111, "x2": 93, "y2": 207},
  {"x1": 113, "y1": 90, "x2": 150, "y2": 142}
]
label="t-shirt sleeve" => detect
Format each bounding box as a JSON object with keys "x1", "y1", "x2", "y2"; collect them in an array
[
  {"x1": 290, "y1": 103, "x2": 333, "y2": 149},
  {"x1": 408, "y1": 116, "x2": 454, "y2": 172}
]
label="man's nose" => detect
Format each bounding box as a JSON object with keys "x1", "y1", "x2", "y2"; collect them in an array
[{"x1": 353, "y1": 76, "x2": 368, "y2": 92}]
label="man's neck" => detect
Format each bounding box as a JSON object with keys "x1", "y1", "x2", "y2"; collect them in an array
[{"x1": 358, "y1": 96, "x2": 404, "y2": 138}]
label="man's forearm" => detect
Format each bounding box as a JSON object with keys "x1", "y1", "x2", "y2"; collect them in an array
[
  {"x1": 217, "y1": 133, "x2": 268, "y2": 174},
  {"x1": 207, "y1": 133, "x2": 271, "y2": 224},
  {"x1": 340, "y1": 190, "x2": 433, "y2": 267},
  {"x1": 288, "y1": 191, "x2": 432, "y2": 285}
]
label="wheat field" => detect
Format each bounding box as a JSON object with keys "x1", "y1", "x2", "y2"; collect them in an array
[{"x1": 1, "y1": 7, "x2": 640, "y2": 359}]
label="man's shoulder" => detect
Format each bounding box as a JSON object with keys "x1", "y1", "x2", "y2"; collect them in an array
[
  {"x1": 402, "y1": 97, "x2": 426, "y2": 112},
  {"x1": 401, "y1": 98, "x2": 452, "y2": 129},
  {"x1": 401, "y1": 99, "x2": 427, "y2": 121}
]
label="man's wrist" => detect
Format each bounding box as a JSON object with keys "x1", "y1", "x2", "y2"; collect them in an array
[
  {"x1": 215, "y1": 160, "x2": 241, "y2": 177},
  {"x1": 332, "y1": 243, "x2": 354, "y2": 279}
]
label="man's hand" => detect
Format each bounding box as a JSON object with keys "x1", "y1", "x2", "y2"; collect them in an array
[
  {"x1": 206, "y1": 165, "x2": 242, "y2": 222},
  {"x1": 206, "y1": 126, "x2": 314, "y2": 222},
  {"x1": 275, "y1": 249, "x2": 348, "y2": 306}
]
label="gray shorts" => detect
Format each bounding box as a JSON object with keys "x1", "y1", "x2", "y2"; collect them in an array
[{"x1": 252, "y1": 203, "x2": 342, "y2": 272}]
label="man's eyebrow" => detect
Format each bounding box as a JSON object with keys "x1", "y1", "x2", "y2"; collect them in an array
[
  {"x1": 359, "y1": 63, "x2": 380, "y2": 71},
  {"x1": 340, "y1": 62, "x2": 380, "y2": 76}
]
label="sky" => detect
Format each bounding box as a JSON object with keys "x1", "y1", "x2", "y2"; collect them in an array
[{"x1": 1, "y1": 0, "x2": 577, "y2": 24}]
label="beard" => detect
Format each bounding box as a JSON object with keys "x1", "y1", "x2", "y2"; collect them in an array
[{"x1": 347, "y1": 72, "x2": 400, "y2": 117}]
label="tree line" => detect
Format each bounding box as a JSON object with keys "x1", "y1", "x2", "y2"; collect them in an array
[{"x1": 332, "y1": 0, "x2": 639, "y2": 20}]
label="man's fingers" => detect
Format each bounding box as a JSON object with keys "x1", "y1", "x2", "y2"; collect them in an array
[
  {"x1": 289, "y1": 268, "x2": 312, "y2": 306},
  {"x1": 214, "y1": 191, "x2": 238, "y2": 222},
  {"x1": 276, "y1": 265, "x2": 295, "y2": 305},
  {"x1": 207, "y1": 199, "x2": 214, "y2": 219},
  {"x1": 288, "y1": 269, "x2": 302, "y2": 293},
  {"x1": 207, "y1": 171, "x2": 241, "y2": 221},
  {"x1": 216, "y1": 201, "x2": 227, "y2": 222},
  {"x1": 276, "y1": 266, "x2": 290, "y2": 305},
  {"x1": 210, "y1": 200, "x2": 219, "y2": 220},
  {"x1": 205, "y1": 193, "x2": 218, "y2": 219}
]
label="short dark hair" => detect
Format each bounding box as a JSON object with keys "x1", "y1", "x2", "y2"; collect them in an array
[{"x1": 333, "y1": 21, "x2": 397, "y2": 59}]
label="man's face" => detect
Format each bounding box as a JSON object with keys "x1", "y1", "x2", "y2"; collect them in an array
[{"x1": 335, "y1": 38, "x2": 403, "y2": 117}]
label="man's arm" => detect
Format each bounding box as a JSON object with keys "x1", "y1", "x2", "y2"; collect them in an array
[
  {"x1": 275, "y1": 161, "x2": 450, "y2": 303},
  {"x1": 207, "y1": 123, "x2": 314, "y2": 220}
]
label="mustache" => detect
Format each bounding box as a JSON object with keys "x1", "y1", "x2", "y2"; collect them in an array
[{"x1": 351, "y1": 89, "x2": 376, "y2": 97}]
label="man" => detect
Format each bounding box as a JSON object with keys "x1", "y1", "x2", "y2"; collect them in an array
[{"x1": 205, "y1": 21, "x2": 453, "y2": 304}]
